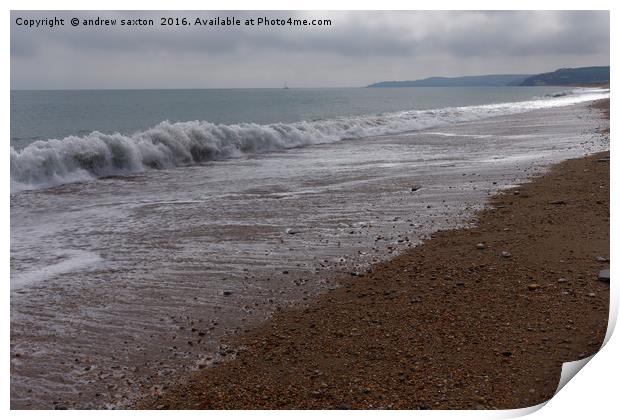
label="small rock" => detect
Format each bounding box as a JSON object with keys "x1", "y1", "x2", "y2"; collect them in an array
[
  {"x1": 501, "y1": 351, "x2": 513, "y2": 357},
  {"x1": 285, "y1": 228, "x2": 299, "y2": 235},
  {"x1": 527, "y1": 283, "x2": 540, "y2": 291},
  {"x1": 598, "y1": 269, "x2": 610, "y2": 282},
  {"x1": 500, "y1": 251, "x2": 512, "y2": 258},
  {"x1": 410, "y1": 186, "x2": 421, "y2": 192},
  {"x1": 596, "y1": 256, "x2": 609, "y2": 262},
  {"x1": 222, "y1": 291, "x2": 233, "y2": 296},
  {"x1": 476, "y1": 243, "x2": 486, "y2": 250},
  {"x1": 557, "y1": 278, "x2": 568, "y2": 283}
]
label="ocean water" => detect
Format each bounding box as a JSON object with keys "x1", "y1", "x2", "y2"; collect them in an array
[
  {"x1": 10, "y1": 87, "x2": 609, "y2": 408},
  {"x1": 10, "y1": 86, "x2": 588, "y2": 191}
]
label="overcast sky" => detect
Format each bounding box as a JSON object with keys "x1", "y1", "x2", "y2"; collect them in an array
[{"x1": 10, "y1": 10, "x2": 610, "y2": 89}]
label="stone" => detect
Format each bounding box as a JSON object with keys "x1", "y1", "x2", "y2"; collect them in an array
[
  {"x1": 500, "y1": 251, "x2": 512, "y2": 258},
  {"x1": 557, "y1": 278, "x2": 568, "y2": 283},
  {"x1": 598, "y1": 269, "x2": 610, "y2": 282},
  {"x1": 476, "y1": 243, "x2": 486, "y2": 250},
  {"x1": 527, "y1": 283, "x2": 540, "y2": 291},
  {"x1": 596, "y1": 256, "x2": 609, "y2": 262},
  {"x1": 222, "y1": 290, "x2": 233, "y2": 296}
]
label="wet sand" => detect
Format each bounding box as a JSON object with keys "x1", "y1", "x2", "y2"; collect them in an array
[{"x1": 141, "y1": 99, "x2": 610, "y2": 409}]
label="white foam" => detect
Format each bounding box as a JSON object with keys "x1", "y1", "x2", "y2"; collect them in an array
[
  {"x1": 10, "y1": 88, "x2": 609, "y2": 192},
  {"x1": 11, "y1": 249, "x2": 102, "y2": 291}
]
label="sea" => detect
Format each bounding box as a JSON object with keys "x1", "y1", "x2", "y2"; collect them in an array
[{"x1": 10, "y1": 86, "x2": 610, "y2": 408}]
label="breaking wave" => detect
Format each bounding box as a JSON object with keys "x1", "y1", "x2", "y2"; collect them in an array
[{"x1": 11, "y1": 88, "x2": 609, "y2": 192}]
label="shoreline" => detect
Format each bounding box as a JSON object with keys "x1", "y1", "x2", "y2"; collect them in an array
[
  {"x1": 11, "y1": 97, "x2": 609, "y2": 409},
  {"x1": 141, "y1": 99, "x2": 610, "y2": 409},
  {"x1": 140, "y1": 98, "x2": 610, "y2": 409}
]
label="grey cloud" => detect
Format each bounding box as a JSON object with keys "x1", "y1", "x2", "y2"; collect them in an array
[{"x1": 10, "y1": 10, "x2": 610, "y2": 89}]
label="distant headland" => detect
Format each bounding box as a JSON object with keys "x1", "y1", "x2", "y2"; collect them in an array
[{"x1": 368, "y1": 66, "x2": 610, "y2": 87}]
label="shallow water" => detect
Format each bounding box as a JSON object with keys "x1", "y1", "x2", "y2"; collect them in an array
[{"x1": 10, "y1": 99, "x2": 609, "y2": 408}]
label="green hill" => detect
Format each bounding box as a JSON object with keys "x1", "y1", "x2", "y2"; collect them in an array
[
  {"x1": 519, "y1": 66, "x2": 609, "y2": 86},
  {"x1": 368, "y1": 74, "x2": 530, "y2": 88}
]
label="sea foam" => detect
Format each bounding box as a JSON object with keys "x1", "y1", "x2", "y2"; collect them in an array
[{"x1": 10, "y1": 88, "x2": 608, "y2": 192}]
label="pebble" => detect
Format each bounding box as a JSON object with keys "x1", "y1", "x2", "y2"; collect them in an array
[
  {"x1": 500, "y1": 251, "x2": 512, "y2": 258},
  {"x1": 223, "y1": 291, "x2": 233, "y2": 296},
  {"x1": 596, "y1": 256, "x2": 609, "y2": 262},
  {"x1": 476, "y1": 243, "x2": 486, "y2": 250},
  {"x1": 598, "y1": 269, "x2": 610, "y2": 282},
  {"x1": 557, "y1": 278, "x2": 568, "y2": 283},
  {"x1": 527, "y1": 283, "x2": 540, "y2": 291}
]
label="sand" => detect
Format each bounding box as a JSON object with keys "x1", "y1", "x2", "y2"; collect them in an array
[{"x1": 140, "y1": 99, "x2": 609, "y2": 410}]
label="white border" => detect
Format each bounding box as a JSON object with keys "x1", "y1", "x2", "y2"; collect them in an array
[{"x1": 3, "y1": 2, "x2": 616, "y2": 419}]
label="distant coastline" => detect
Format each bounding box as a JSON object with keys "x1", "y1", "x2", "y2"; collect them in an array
[{"x1": 368, "y1": 66, "x2": 610, "y2": 88}]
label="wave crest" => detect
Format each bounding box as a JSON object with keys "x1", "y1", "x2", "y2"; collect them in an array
[{"x1": 11, "y1": 88, "x2": 609, "y2": 192}]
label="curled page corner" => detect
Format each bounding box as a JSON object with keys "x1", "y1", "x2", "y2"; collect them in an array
[
  {"x1": 491, "y1": 401, "x2": 547, "y2": 418},
  {"x1": 554, "y1": 355, "x2": 595, "y2": 396},
  {"x1": 485, "y1": 356, "x2": 595, "y2": 419}
]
